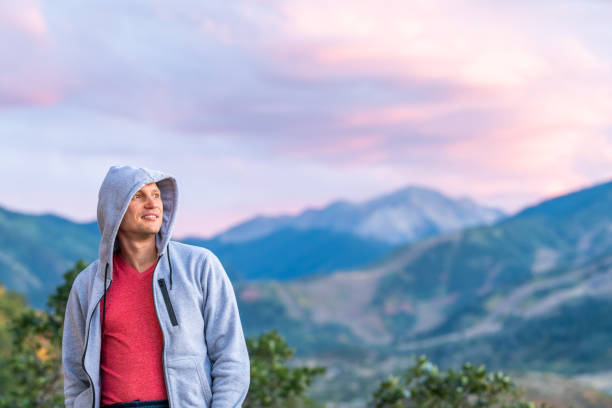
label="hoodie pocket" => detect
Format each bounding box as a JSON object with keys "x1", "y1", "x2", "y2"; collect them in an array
[
  {"x1": 195, "y1": 358, "x2": 213, "y2": 404},
  {"x1": 158, "y1": 279, "x2": 179, "y2": 326},
  {"x1": 167, "y1": 357, "x2": 212, "y2": 407}
]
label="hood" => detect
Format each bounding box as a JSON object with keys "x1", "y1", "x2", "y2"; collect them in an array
[{"x1": 96, "y1": 165, "x2": 178, "y2": 280}]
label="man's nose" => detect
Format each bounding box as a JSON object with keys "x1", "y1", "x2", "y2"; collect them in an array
[{"x1": 144, "y1": 195, "x2": 157, "y2": 207}]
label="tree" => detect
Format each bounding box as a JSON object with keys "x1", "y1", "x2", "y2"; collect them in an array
[
  {"x1": 0, "y1": 285, "x2": 29, "y2": 390},
  {"x1": 244, "y1": 329, "x2": 326, "y2": 408},
  {"x1": 371, "y1": 355, "x2": 551, "y2": 408},
  {"x1": 0, "y1": 260, "x2": 86, "y2": 408}
]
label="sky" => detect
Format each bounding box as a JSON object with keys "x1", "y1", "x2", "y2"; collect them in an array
[{"x1": 1, "y1": 0, "x2": 611, "y2": 238}]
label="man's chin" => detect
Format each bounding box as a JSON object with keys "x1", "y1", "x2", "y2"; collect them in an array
[
  {"x1": 133, "y1": 226, "x2": 162, "y2": 237},
  {"x1": 145, "y1": 226, "x2": 162, "y2": 235},
  {"x1": 117, "y1": 225, "x2": 162, "y2": 241}
]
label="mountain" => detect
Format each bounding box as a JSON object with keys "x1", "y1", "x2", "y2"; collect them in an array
[
  {"x1": 0, "y1": 206, "x2": 99, "y2": 308},
  {"x1": 183, "y1": 227, "x2": 394, "y2": 281},
  {"x1": 238, "y1": 179, "x2": 612, "y2": 344},
  {"x1": 236, "y1": 179, "x2": 612, "y2": 405},
  {"x1": 214, "y1": 185, "x2": 506, "y2": 245}
]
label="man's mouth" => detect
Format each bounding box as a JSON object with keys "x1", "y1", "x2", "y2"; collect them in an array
[{"x1": 142, "y1": 214, "x2": 159, "y2": 221}]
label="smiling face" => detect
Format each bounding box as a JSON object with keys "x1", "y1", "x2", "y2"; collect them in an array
[{"x1": 118, "y1": 182, "x2": 164, "y2": 239}]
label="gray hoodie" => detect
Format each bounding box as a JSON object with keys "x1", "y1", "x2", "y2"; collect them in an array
[{"x1": 62, "y1": 165, "x2": 250, "y2": 408}]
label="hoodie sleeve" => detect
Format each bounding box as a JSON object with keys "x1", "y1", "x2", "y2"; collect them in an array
[
  {"x1": 202, "y1": 252, "x2": 251, "y2": 407},
  {"x1": 62, "y1": 276, "x2": 91, "y2": 407}
]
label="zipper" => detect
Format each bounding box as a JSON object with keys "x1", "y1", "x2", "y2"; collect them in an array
[
  {"x1": 153, "y1": 255, "x2": 172, "y2": 407},
  {"x1": 158, "y1": 278, "x2": 179, "y2": 326},
  {"x1": 82, "y1": 267, "x2": 111, "y2": 408}
]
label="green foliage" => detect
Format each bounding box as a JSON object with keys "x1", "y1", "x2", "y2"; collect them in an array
[
  {"x1": 0, "y1": 259, "x2": 86, "y2": 408},
  {"x1": 47, "y1": 259, "x2": 87, "y2": 341},
  {"x1": 0, "y1": 286, "x2": 29, "y2": 389},
  {"x1": 371, "y1": 355, "x2": 551, "y2": 408},
  {"x1": 0, "y1": 285, "x2": 28, "y2": 350},
  {"x1": 244, "y1": 329, "x2": 326, "y2": 408}
]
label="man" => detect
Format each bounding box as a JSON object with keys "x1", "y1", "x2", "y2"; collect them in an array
[{"x1": 62, "y1": 165, "x2": 250, "y2": 408}]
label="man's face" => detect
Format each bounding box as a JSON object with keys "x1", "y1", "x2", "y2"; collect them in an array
[{"x1": 118, "y1": 182, "x2": 164, "y2": 237}]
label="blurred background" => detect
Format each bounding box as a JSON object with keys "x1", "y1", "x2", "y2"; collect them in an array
[{"x1": 1, "y1": 1, "x2": 612, "y2": 407}]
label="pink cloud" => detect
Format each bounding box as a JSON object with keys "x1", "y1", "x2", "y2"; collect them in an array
[
  {"x1": 232, "y1": 0, "x2": 612, "y2": 181},
  {"x1": 339, "y1": 94, "x2": 491, "y2": 129},
  {"x1": 0, "y1": 89, "x2": 60, "y2": 107},
  {"x1": 255, "y1": 0, "x2": 551, "y2": 91},
  {"x1": 0, "y1": 74, "x2": 63, "y2": 107},
  {"x1": 0, "y1": 1, "x2": 48, "y2": 42},
  {"x1": 1, "y1": 0, "x2": 611, "y2": 231},
  {"x1": 0, "y1": 1, "x2": 63, "y2": 107}
]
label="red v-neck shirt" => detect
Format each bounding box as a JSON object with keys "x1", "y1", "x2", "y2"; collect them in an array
[{"x1": 100, "y1": 252, "x2": 168, "y2": 405}]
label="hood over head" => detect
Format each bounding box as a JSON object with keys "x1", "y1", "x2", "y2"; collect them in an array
[{"x1": 97, "y1": 165, "x2": 178, "y2": 279}]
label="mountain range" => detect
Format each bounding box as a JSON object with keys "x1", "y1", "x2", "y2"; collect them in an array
[
  {"x1": 0, "y1": 206, "x2": 98, "y2": 307},
  {"x1": 234, "y1": 179, "x2": 612, "y2": 405},
  {"x1": 3, "y1": 178, "x2": 612, "y2": 406},
  {"x1": 0, "y1": 185, "x2": 503, "y2": 307},
  {"x1": 212, "y1": 185, "x2": 504, "y2": 245}
]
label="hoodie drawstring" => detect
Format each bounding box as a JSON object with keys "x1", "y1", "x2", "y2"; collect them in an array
[
  {"x1": 101, "y1": 262, "x2": 109, "y2": 337},
  {"x1": 167, "y1": 245, "x2": 173, "y2": 290}
]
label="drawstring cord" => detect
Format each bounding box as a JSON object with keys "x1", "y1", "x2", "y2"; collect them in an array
[
  {"x1": 167, "y1": 245, "x2": 173, "y2": 290},
  {"x1": 101, "y1": 262, "x2": 109, "y2": 337}
]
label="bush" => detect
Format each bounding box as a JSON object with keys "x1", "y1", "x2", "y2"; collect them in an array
[
  {"x1": 245, "y1": 329, "x2": 326, "y2": 407},
  {"x1": 371, "y1": 355, "x2": 551, "y2": 408}
]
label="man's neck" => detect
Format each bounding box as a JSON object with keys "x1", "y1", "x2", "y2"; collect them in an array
[{"x1": 115, "y1": 233, "x2": 158, "y2": 273}]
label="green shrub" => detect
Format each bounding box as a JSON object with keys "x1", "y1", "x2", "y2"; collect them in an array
[{"x1": 371, "y1": 355, "x2": 551, "y2": 408}]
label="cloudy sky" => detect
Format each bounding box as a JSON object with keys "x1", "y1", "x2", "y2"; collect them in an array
[{"x1": 1, "y1": 0, "x2": 611, "y2": 238}]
